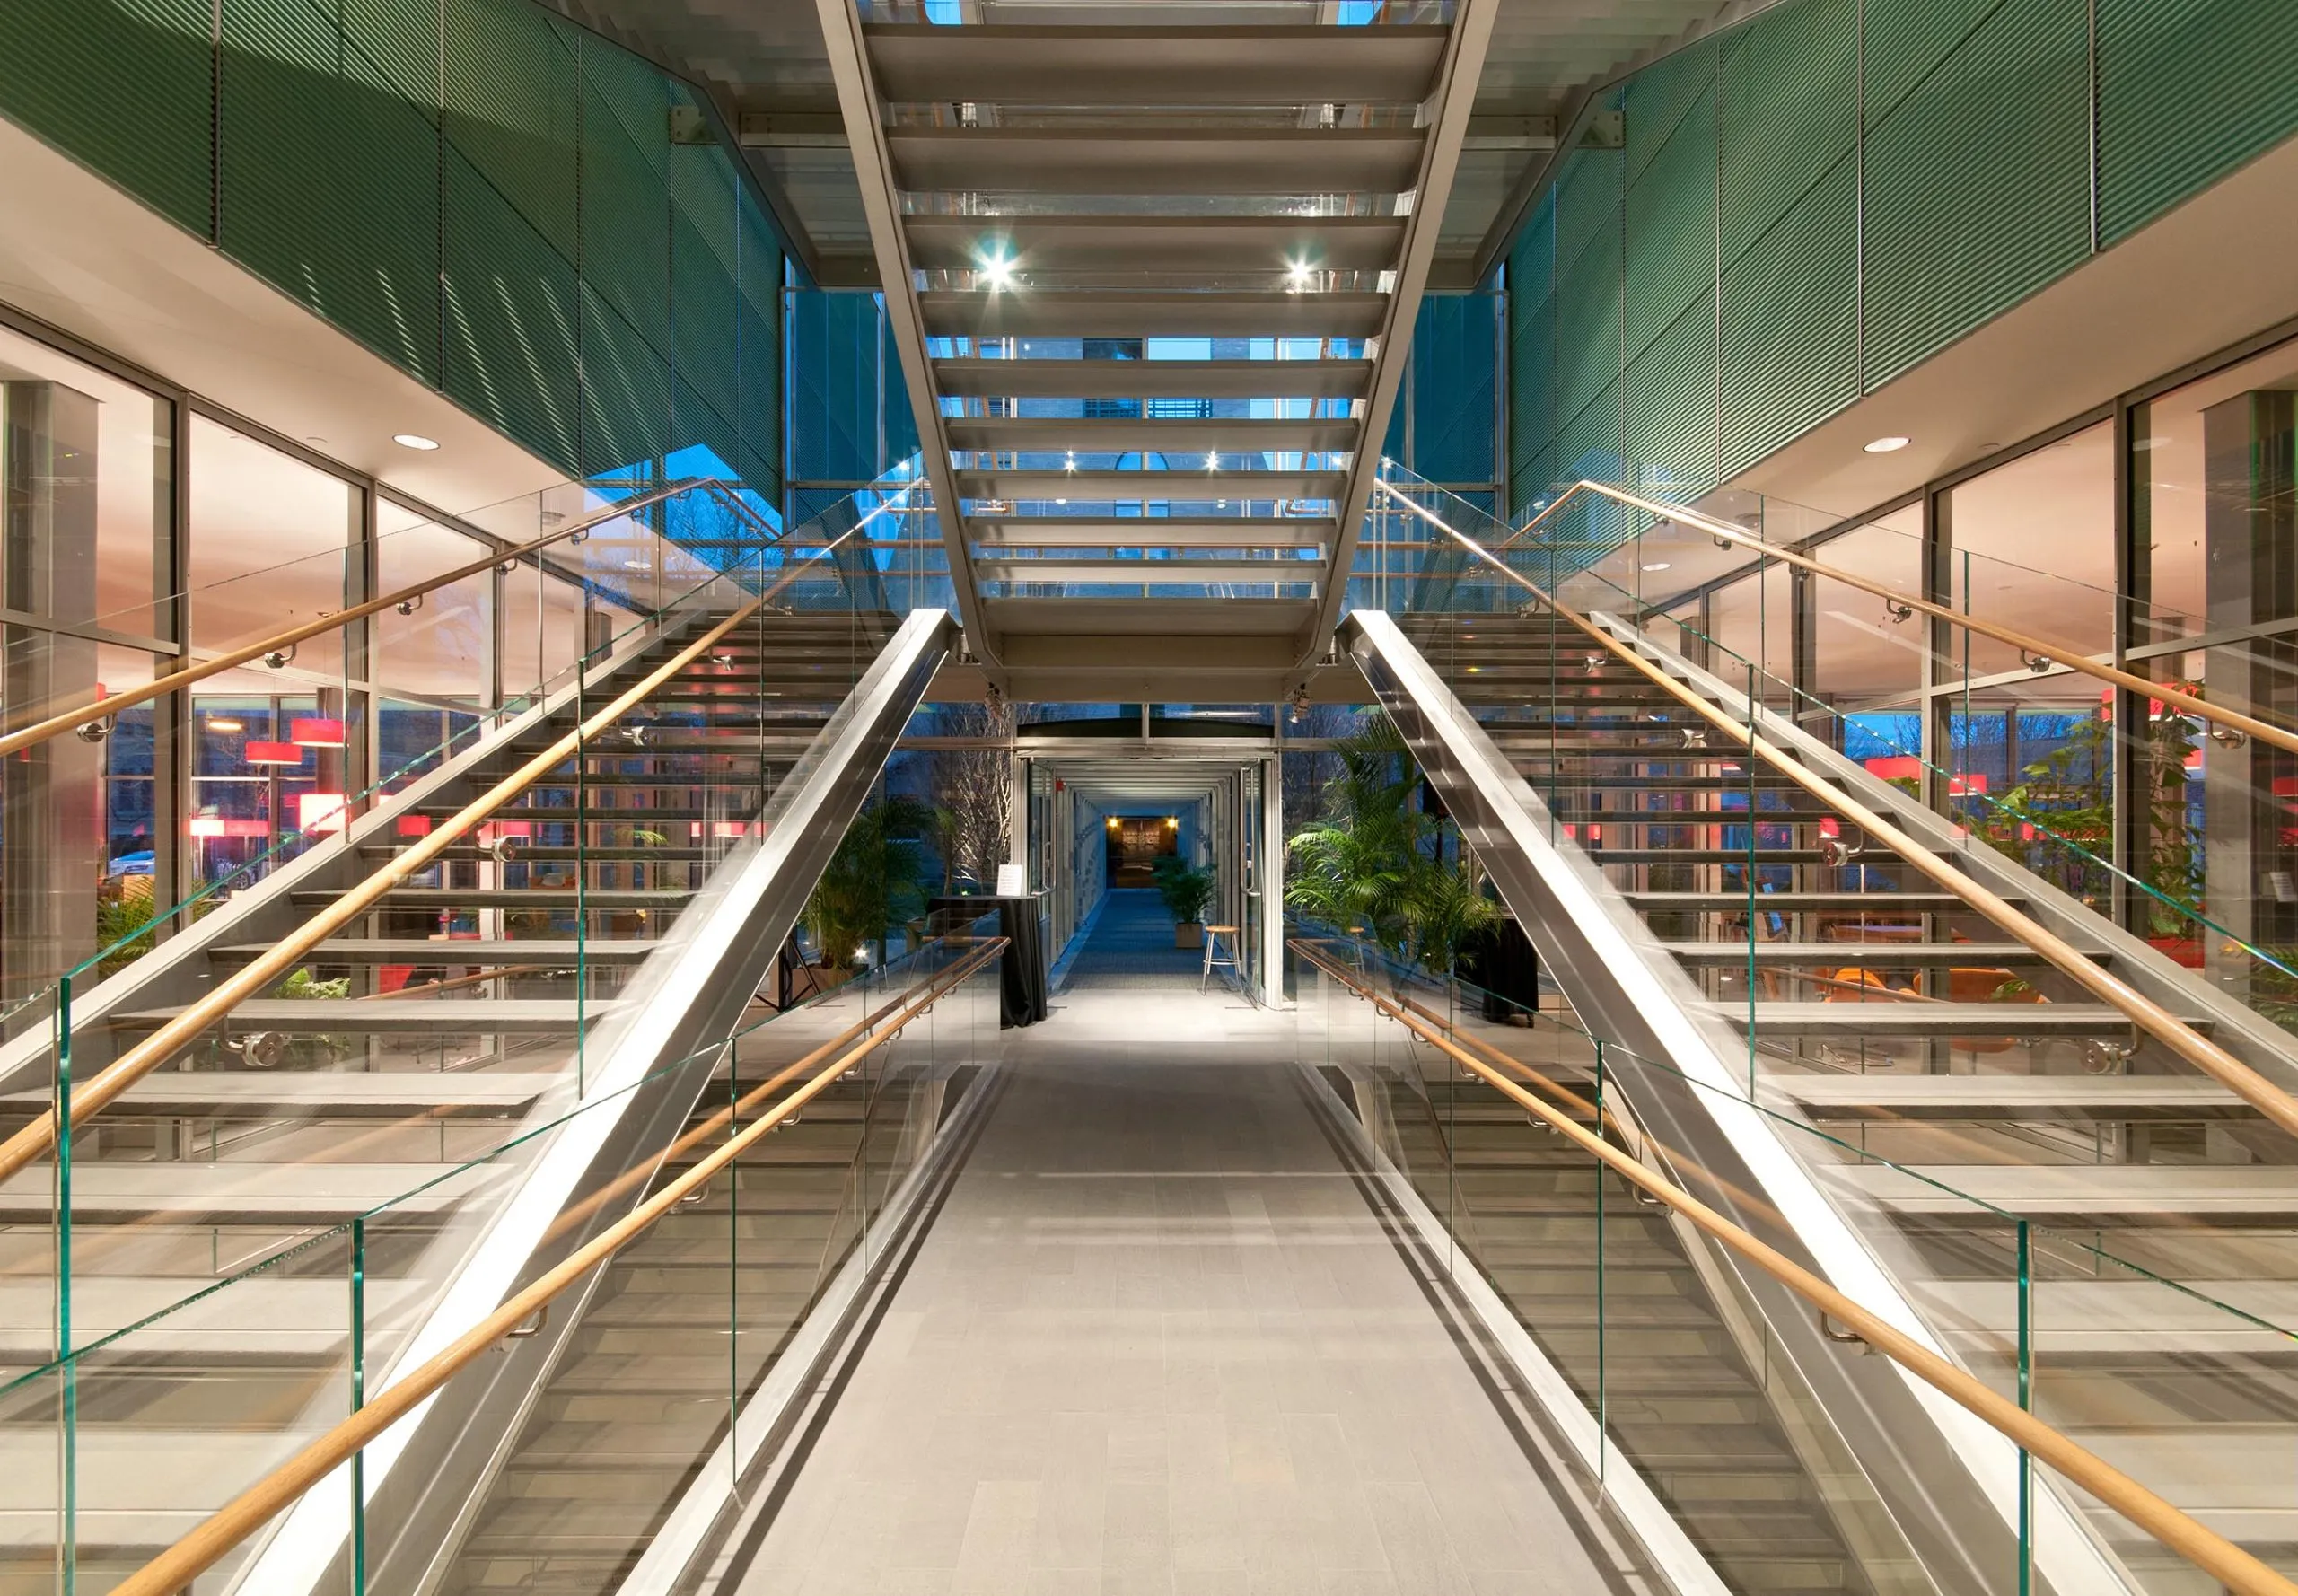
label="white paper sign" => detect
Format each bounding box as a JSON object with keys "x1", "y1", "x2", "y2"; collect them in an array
[{"x1": 995, "y1": 863, "x2": 1027, "y2": 897}]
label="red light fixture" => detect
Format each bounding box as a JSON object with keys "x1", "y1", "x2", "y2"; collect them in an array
[
  {"x1": 290, "y1": 716, "x2": 346, "y2": 747},
  {"x1": 244, "y1": 741, "x2": 303, "y2": 766}
]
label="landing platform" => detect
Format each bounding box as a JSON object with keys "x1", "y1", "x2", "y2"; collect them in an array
[{"x1": 721, "y1": 984, "x2": 1645, "y2": 1594}]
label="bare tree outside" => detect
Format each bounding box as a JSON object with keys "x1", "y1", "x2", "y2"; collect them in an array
[{"x1": 931, "y1": 701, "x2": 1013, "y2": 890}]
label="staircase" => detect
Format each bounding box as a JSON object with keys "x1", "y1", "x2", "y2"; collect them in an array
[
  {"x1": 1324, "y1": 1059, "x2": 1897, "y2": 1594},
  {"x1": 0, "y1": 608, "x2": 899, "y2": 1596},
  {"x1": 1373, "y1": 607, "x2": 2298, "y2": 1588},
  {"x1": 439, "y1": 1059, "x2": 978, "y2": 1596}
]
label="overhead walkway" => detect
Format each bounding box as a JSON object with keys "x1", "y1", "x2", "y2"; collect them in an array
[
  {"x1": 1338, "y1": 474, "x2": 2298, "y2": 1594},
  {"x1": 1057, "y1": 887, "x2": 1203, "y2": 989},
  {"x1": 0, "y1": 535, "x2": 956, "y2": 1591}
]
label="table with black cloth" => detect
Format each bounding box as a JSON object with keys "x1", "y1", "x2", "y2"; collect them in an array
[{"x1": 926, "y1": 894, "x2": 1048, "y2": 1028}]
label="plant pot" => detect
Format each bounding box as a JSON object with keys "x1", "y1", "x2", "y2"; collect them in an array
[
  {"x1": 1175, "y1": 922, "x2": 1203, "y2": 950},
  {"x1": 2146, "y1": 935, "x2": 2204, "y2": 969}
]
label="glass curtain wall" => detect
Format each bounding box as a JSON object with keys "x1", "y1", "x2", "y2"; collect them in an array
[
  {"x1": 2133, "y1": 337, "x2": 2298, "y2": 993},
  {"x1": 0, "y1": 313, "x2": 658, "y2": 1014},
  {"x1": 1659, "y1": 327, "x2": 2298, "y2": 966},
  {"x1": 0, "y1": 321, "x2": 172, "y2": 1014}
]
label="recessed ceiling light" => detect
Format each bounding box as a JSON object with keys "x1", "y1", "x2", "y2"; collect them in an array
[
  {"x1": 392, "y1": 433, "x2": 440, "y2": 451},
  {"x1": 1863, "y1": 435, "x2": 1910, "y2": 454},
  {"x1": 980, "y1": 250, "x2": 1017, "y2": 290},
  {"x1": 1641, "y1": 561, "x2": 1671, "y2": 572},
  {"x1": 2133, "y1": 436, "x2": 2164, "y2": 452}
]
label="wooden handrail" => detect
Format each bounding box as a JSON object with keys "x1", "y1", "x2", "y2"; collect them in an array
[
  {"x1": 0, "y1": 513, "x2": 880, "y2": 1182},
  {"x1": 1291, "y1": 937, "x2": 2298, "y2": 1596},
  {"x1": 107, "y1": 936, "x2": 1006, "y2": 1596},
  {"x1": 0, "y1": 478, "x2": 726, "y2": 759},
  {"x1": 1442, "y1": 477, "x2": 2298, "y2": 759},
  {"x1": 1375, "y1": 484, "x2": 2298, "y2": 1146}
]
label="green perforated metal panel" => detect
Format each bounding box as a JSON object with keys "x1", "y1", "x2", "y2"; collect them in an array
[
  {"x1": 581, "y1": 94, "x2": 670, "y2": 357},
  {"x1": 0, "y1": 1, "x2": 215, "y2": 236},
  {"x1": 2098, "y1": 0, "x2": 2298, "y2": 244},
  {"x1": 1717, "y1": 0, "x2": 1855, "y2": 269},
  {"x1": 1720, "y1": 152, "x2": 1856, "y2": 477},
  {"x1": 736, "y1": 189, "x2": 784, "y2": 495},
  {"x1": 1554, "y1": 232, "x2": 1622, "y2": 426},
  {"x1": 582, "y1": 31, "x2": 669, "y2": 175},
  {"x1": 1553, "y1": 140, "x2": 1623, "y2": 276},
  {"x1": 581, "y1": 283, "x2": 670, "y2": 476},
  {"x1": 445, "y1": 148, "x2": 579, "y2": 472},
  {"x1": 672, "y1": 215, "x2": 741, "y2": 439},
  {"x1": 338, "y1": 0, "x2": 436, "y2": 103},
  {"x1": 671, "y1": 139, "x2": 741, "y2": 436},
  {"x1": 1861, "y1": 0, "x2": 2089, "y2": 388},
  {"x1": 1506, "y1": 194, "x2": 1556, "y2": 517},
  {"x1": 1627, "y1": 295, "x2": 1719, "y2": 495},
  {"x1": 1555, "y1": 379, "x2": 1623, "y2": 487},
  {"x1": 1862, "y1": 0, "x2": 1997, "y2": 128},
  {"x1": 219, "y1": 0, "x2": 443, "y2": 385},
  {"x1": 1624, "y1": 85, "x2": 1716, "y2": 362},
  {"x1": 738, "y1": 192, "x2": 781, "y2": 315},
  {"x1": 1625, "y1": 38, "x2": 1715, "y2": 186},
  {"x1": 1511, "y1": 443, "x2": 1557, "y2": 513},
  {"x1": 738, "y1": 296, "x2": 780, "y2": 493},
  {"x1": 673, "y1": 378, "x2": 746, "y2": 480},
  {"x1": 445, "y1": 0, "x2": 578, "y2": 259},
  {"x1": 672, "y1": 143, "x2": 739, "y2": 276}
]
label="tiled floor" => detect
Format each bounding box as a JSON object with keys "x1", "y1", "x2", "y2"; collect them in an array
[{"x1": 730, "y1": 983, "x2": 1636, "y2": 1596}]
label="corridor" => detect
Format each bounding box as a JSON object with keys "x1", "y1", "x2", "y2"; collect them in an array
[
  {"x1": 1060, "y1": 889, "x2": 1207, "y2": 989},
  {"x1": 718, "y1": 982, "x2": 1649, "y2": 1595}
]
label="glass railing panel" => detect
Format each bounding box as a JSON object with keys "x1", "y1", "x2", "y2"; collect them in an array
[
  {"x1": 0, "y1": 478, "x2": 783, "y2": 1040},
  {"x1": 1296, "y1": 929, "x2": 2298, "y2": 1594},
  {"x1": 416, "y1": 913, "x2": 1002, "y2": 1596},
  {"x1": 4, "y1": 469, "x2": 912, "y2": 1592},
  {"x1": 5, "y1": 910, "x2": 1003, "y2": 1596},
  {"x1": 2030, "y1": 1238, "x2": 2298, "y2": 1593},
  {"x1": 1390, "y1": 464, "x2": 2298, "y2": 1045}
]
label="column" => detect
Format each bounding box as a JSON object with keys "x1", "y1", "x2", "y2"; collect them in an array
[
  {"x1": 2201, "y1": 390, "x2": 2297, "y2": 1003},
  {"x1": 1, "y1": 381, "x2": 102, "y2": 1013}
]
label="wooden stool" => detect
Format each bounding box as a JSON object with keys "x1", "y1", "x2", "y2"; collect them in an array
[{"x1": 1200, "y1": 924, "x2": 1241, "y2": 992}]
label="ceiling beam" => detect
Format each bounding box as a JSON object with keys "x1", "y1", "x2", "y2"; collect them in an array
[
  {"x1": 1302, "y1": 0, "x2": 1500, "y2": 668},
  {"x1": 809, "y1": 0, "x2": 996, "y2": 663}
]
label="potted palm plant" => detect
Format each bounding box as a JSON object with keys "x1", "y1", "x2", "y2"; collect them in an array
[
  {"x1": 803, "y1": 794, "x2": 936, "y2": 985},
  {"x1": 1286, "y1": 715, "x2": 1503, "y2": 979},
  {"x1": 1152, "y1": 854, "x2": 1215, "y2": 948}
]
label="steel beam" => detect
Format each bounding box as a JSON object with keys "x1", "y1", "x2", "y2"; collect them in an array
[
  {"x1": 810, "y1": 0, "x2": 995, "y2": 662},
  {"x1": 1302, "y1": 0, "x2": 1500, "y2": 666}
]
